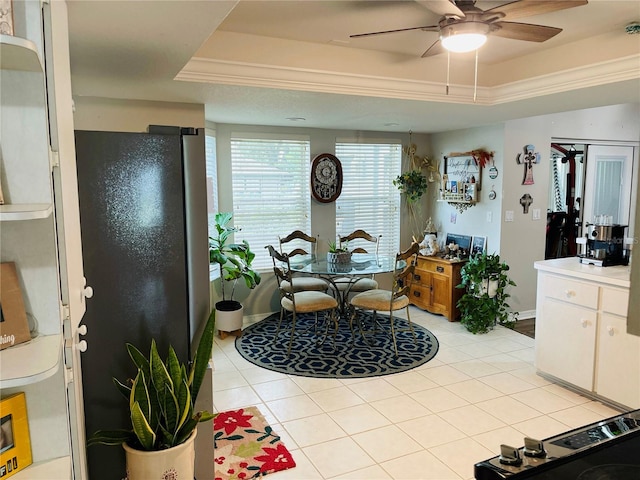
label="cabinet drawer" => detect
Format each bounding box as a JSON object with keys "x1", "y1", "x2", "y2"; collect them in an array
[
  {"x1": 543, "y1": 274, "x2": 599, "y2": 309},
  {"x1": 601, "y1": 287, "x2": 629, "y2": 317},
  {"x1": 415, "y1": 259, "x2": 452, "y2": 276},
  {"x1": 412, "y1": 268, "x2": 430, "y2": 286},
  {"x1": 410, "y1": 283, "x2": 431, "y2": 302}
]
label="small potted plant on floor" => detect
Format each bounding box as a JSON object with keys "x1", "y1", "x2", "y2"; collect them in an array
[
  {"x1": 209, "y1": 212, "x2": 261, "y2": 337},
  {"x1": 456, "y1": 252, "x2": 518, "y2": 334},
  {"x1": 87, "y1": 310, "x2": 215, "y2": 479}
]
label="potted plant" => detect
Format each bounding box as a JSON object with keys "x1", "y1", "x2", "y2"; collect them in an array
[
  {"x1": 327, "y1": 240, "x2": 351, "y2": 264},
  {"x1": 209, "y1": 212, "x2": 261, "y2": 337},
  {"x1": 87, "y1": 310, "x2": 215, "y2": 479},
  {"x1": 393, "y1": 170, "x2": 428, "y2": 202},
  {"x1": 456, "y1": 252, "x2": 518, "y2": 334}
]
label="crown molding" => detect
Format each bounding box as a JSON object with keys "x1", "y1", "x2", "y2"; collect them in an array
[{"x1": 177, "y1": 54, "x2": 640, "y2": 106}]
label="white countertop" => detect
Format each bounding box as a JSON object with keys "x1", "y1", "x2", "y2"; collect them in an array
[{"x1": 534, "y1": 257, "x2": 630, "y2": 288}]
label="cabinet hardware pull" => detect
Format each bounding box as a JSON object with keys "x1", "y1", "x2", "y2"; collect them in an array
[
  {"x1": 564, "y1": 290, "x2": 575, "y2": 298},
  {"x1": 414, "y1": 274, "x2": 421, "y2": 281},
  {"x1": 436, "y1": 266, "x2": 444, "y2": 273},
  {"x1": 413, "y1": 291, "x2": 421, "y2": 297},
  {"x1": 580, "y1": 318, "x2": 588, "y2": 327},
  {"x1": 606, "y1": 326, "x2": 615, "y2": 335}
]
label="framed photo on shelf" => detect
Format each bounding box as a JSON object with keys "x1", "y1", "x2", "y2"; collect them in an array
[
  {"x1": 0, "y1": 392, "x2": 32, "y2": 478},
  {"x1": 0, "y1": 263, "x2": 32, "y2": 350},
  {"x1": 471, "y1": 236, "x2": 487, "y2": 255}
]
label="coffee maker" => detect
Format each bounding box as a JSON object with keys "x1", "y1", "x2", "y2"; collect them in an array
[{"x1": 578, "y1": 222, "x2": 630, "y2": 267}]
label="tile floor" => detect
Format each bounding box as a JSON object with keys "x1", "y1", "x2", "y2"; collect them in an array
[{"x1": 212, "y1": 307, "x2": 621, "y2": 480}]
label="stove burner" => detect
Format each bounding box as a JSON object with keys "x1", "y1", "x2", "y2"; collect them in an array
[{"x1": 577, "y1": 464, "x2": 640, "y2": 480}]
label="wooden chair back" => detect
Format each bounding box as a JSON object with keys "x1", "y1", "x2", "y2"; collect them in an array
[
  {"x1": 392, "y1": 242, "x2": 420, "y2": 301},
  {"x1": 278, "y1": 230, "x2": 318, "y2": 258},
  {"x1": 339, "y1": 229, "x2": 381, "y2": 255}
]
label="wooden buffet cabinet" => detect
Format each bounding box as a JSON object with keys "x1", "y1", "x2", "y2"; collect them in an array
[{"x1": 409, "y1": 256, "x2": 466, "y2": 321}]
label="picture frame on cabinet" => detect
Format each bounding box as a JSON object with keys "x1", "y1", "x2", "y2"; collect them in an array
[
  {"x1": 0, "y1": 392, "x2": 32, "y2": 477},
  {"x1": 0, "y1": 0, "x2": 14, "y2": 36},
  {"x1": 0, "y1": 263, "x2": 32, "y2": 350},
  {"x1": 471, "y1": 236, "x2": 487, "y2": 255}
]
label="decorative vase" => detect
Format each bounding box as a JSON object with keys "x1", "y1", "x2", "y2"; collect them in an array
[
  {"x1": 123, "y1": 430, "x2": 197, "y2": 480},
  {"x1": 215, "y1": 300, "x2": 244, "y2": 336},
  {"x1": 327, "y1": 251, "x2": 351, "y2": 264}
]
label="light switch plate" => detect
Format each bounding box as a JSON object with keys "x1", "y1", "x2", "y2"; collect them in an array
[
  {"x1": 505, "y1": 210, "x2": 514, "y2": 222},
  {"x1": 532, "y1": 208, "x2": 541, "y2": 220}
]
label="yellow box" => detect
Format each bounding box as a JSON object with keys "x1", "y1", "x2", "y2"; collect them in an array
[{"x1": 0, "y1": 393, "x2": 32, "y2": 478}]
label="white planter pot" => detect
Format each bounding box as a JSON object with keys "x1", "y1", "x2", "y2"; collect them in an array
[
  {"x1": 215, "y1": 300, "x2": 244, "y2": 332},
  {"x1": 123, "y1": 430, "x2": 196, "y2": 480}
]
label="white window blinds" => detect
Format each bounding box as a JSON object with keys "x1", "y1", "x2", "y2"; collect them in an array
[
  {"x1": 205, "y1": 132, "x2": 218, "y2": 238},
  {"x1": 231, "y1": 134, "x2": 311, "y2": 270},
  {"x1": 335, "y1": 140, "x2": 401, "y2": 257}
]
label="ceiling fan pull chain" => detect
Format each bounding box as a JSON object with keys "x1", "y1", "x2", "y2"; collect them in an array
[
  {"x1": 446, "y1": 50, "x2": 450, "y2": 96},
  {"x1": 473, "y1": 49, "x2": 479, "y2": 103}
]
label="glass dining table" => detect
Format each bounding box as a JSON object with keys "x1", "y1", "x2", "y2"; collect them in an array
[{"x1": 290, "y1": 253, "x2": 402, "y2": 315}]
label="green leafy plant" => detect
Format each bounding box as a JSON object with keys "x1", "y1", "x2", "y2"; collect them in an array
[
  {"x1": 209, "y1": 212, "x2": 261, "y2": 302},
  {"x1": 393, "y1": 170, "x2": 428, "y2": 202},
  {"x1": 456, "y1": 252, "x2": 518, "y2": 334},
  {"x1": 87, "y1": 310, "x2": 216, "y2": 451},
  {"x1": 328, "y1": 240, "x2": 349, "y2": 253}
]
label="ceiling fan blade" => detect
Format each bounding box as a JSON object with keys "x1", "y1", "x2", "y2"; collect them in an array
[
  {"x1": 486, "y1": 1, "x2": 588, "y2": 22},
  {"x1": 492, "y1": 21, "x2": 562, "y2": 42},
  {"x1": 422, "y1": 39, "x2": 445, "y2": 58},
  {"x1": 350, "y1": 24, "x2": 439, "y2": 38},
  {"x1": 415, "y1": 0, "x2": 465, "y2": 18}
]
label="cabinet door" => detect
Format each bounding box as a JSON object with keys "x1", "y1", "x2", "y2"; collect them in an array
[
  {"x1": 536, "y1": 298, "x2": 597, "y2": 391},
  {"x1": 430, "y1": 272, "x2": 450, "y2": 317},
  {"x1": 596, "y1": 313, "x2": 640, "y2": 408}
]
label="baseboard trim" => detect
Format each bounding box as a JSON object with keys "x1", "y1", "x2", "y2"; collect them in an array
[{"x1": 517, "y1": 309, "x2": 536, "y2": 320}]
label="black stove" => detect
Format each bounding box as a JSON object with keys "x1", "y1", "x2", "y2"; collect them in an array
[{"x1": 474, "y1": 409, "x2": 640, "y2": 479}]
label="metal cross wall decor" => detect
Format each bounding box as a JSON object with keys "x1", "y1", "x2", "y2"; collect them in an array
[{"x1": 516, "y1": 144, "x2": 541, "y2": 185}]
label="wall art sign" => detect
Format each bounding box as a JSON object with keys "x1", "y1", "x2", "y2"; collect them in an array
[
  {"x1": 0, "y1": 0, "x2": 14, "y2": 35},
  {"x1": 516, "y1": 144, "x2": 541, "y2": 185},
  {"x1": 311, "y1": 153, "x2": 342, "y2": 203},
  {"x1": 0, "y1": 263, "x2": 31, "y2": 351}
]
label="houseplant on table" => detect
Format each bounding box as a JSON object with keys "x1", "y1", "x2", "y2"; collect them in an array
[
  {"x1": 456, "y1": 252, "x2": 518, "y2": 334},
  {"x1": 327, "y1": 240, "x2": 351, "y2": 264},
  {"x1": 87, "y1": 309, "x2": 215, "y2": 479},
  {"x1": 209, "y1": 212, "x2": 261, "y2": 337}
]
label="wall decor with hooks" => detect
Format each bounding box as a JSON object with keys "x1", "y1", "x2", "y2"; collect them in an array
[{"x1": 439, "y1": 150, "x2": 491, "y2": 213}]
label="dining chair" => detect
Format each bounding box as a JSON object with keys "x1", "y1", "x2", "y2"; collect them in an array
[
  {"x1": 332, "y1": 230, "x2": 382, "y2": 295},
  {"x1": 348, "y1": 242, "x2": 420, "y2": 356},
  {"x1": 278, "y1": 230, "x2": 329, "y2": 293},
  {"x1": 266, "y1": 245, "x2": 339, "y2": 355}
]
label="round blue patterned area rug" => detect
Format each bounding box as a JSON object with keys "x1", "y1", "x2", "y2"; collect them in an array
[{"x1": 235, "y1": 312, "x2": 439, "y2": 378}]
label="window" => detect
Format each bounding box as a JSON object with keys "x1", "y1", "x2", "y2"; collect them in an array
[
  {"x1": 231, "y1": 133, "x2": 311, "y2": 270},
  {"x1": 335, "y1": 140, "x2": 401, "y2": 256},
  {"x1": 205, "y1": 131, "x2": 218, "y2": 239}
]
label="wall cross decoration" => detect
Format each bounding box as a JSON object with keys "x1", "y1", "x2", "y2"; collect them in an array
[
  {"x1": 516, "y1": 144, "x2": 541, "y2": 185},
  {"x1": 520, "y1": 193, "x2": 533, "y2": 213}
]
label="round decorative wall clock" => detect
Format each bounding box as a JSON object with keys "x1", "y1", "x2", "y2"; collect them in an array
[{"x1": 311, "y1": 153, "x2": 342, "y2": 203}]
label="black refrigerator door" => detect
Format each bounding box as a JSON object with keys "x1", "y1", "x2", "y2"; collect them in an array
[{"x1": 75, "y1": 130, "x2": 192, "y2": 479}]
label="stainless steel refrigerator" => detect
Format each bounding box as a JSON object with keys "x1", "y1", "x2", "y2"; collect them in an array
[{"x1": 74, "y1": 126, "x2": 210, "y2": 479}]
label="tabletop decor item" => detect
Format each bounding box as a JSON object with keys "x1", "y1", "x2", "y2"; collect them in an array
[
  {"x1": 311, "y1": 153, "x2": 342, "y2": 203},
  {"x1": 327, "y1": 240, "x2": 351, "y2": 264},
  {"x1": 87, "y1": 310, "x2": 215, "y2": 480},
  {"x1": 456, "y1": 252, "x2": 518, "y2": 334},
  {"x1": 209, "y1": 212, "x2": 261, "y2": 337},
  {"x1": 0, "y1": 262, "x2": 32, "y2": 350},
  {"x1": 0, "y1": 392, "x2": 32, "y2": 478},
  {"x1": 214, "y1": 406, "x2": 296, "y2": 479}
]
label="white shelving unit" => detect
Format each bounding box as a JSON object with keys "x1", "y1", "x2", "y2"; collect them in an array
[{"x1": 0, "y1": 2, "x2": 83, "y2": 477}]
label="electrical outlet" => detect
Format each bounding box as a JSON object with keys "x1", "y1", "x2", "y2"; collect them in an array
[
  {"x1": 486, "y1": 211, "x2": 492, "y2": 223},
  {"x1": 505, "y1": 210, "x2": 514, "y2": 222},
  {"x1": 532, "y1": 208, "x2": 541, "y2": 220}
]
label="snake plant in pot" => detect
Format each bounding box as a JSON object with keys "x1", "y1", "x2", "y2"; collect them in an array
[
  {"x1": 209, "y1": 212, "x2": 261, "y2": 337},
  {"x1": 87, "y1": 310, "x2": 215, "y2": 479},
  {"x1": 456, "y1": 252, "x2": 518, "y2": 334}
]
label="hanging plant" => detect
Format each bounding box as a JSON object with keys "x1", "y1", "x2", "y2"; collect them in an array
[{"x1": 393, "y1": 170, "x2": 428, "y2": 203}]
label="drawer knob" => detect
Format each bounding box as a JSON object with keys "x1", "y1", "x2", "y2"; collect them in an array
[
  {"x1": 413, "y1": 291, "x2": 421, "y2": 298},
  {"x1": 564, "y1": 290, "x2": 575, "y2": 298},
  {"x1": 414, "y1": 274, "x2": 421, "y2": 281},
  {"x1": 436, "y1": 266, "x2": 444, "y2": 273},
  {"x1": 580, "y1": 318, "x2": 588, "y2": 327},
  {"x1": 606, "y1": 325, "x2": 615, "y2": 336}
]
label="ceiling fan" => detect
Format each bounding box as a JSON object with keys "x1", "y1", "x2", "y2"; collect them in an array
[{"x1": 350, "y1": 0, "x2": 589, "y2": 57}]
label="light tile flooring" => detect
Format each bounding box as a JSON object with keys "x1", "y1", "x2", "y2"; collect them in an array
[{"x1": 213, "y1": 307, "x2": 621, "y2": 480}]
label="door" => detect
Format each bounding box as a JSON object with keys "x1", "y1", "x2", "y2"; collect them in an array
[{"x1": 582, "y1": 145, "x2": 634, "y2": 228}]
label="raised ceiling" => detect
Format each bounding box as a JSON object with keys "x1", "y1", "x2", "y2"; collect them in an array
[{"x1": 67, "y1": 0, "x2": 640, "y2": 133}]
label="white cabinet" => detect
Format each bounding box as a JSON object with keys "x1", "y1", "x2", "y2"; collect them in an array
[
  {"x1": 0, "y1": 1, "x2": 86, "y2": 478},
  {"x1": 534, "y1": 258, "x2": 638, "y2": 409}
]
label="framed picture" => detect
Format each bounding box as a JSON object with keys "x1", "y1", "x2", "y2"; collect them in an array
[
  {"x1": 445, "y1": 233, "x2": 472, "y2": 251},
  {"x1": 0, "y1": 392, "x2": 32, "y2": 478},
  {"x1": 0, "y1": 263, "x2": 31, "y2": 350},
  {"x1": 471, "y1": 236, "x2": 487, "y2": 255},
  {"x1": 0, "y1": 0, "x2": 14, "y2": 36}
]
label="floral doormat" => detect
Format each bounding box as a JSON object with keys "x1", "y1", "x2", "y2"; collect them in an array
[{"x1": 214, "y1": 406, "x2": 296, "y2": 479}]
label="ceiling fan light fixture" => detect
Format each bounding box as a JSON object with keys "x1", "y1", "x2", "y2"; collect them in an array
[{"x1": 440, "y1": 22, "x2": 490, "y2": 53}]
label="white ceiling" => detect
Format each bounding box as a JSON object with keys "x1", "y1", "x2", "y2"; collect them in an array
[{"x1": 67, "y1": 0, "x2": 640, "y2": 133}]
